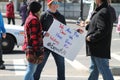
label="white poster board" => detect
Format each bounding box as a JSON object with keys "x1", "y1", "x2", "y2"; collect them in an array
[
  {"x1": 43, "y1": 19, "x2": 85, "y2": 61},
  {"x1": 116, "y1": 15, "x2": 120, "y2": 33}
]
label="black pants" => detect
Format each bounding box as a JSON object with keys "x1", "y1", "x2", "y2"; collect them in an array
[
  {"x1": 7, "y1": 18, "x2": 15, "y2": 25},
  {"x1": 0, "y1": 38, "x2": 4, "y2": 65},
  {"x1": 21, "y1": 21, "x2": 25, "y2": 26}
]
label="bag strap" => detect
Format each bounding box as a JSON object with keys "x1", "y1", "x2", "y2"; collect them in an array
[{"x1": 47, "y1": 10, "x2": 57, "y2": 20}]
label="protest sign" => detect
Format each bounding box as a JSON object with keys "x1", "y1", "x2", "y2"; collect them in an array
[
  {"x1": 43, "y1": 19, "x2": 85, "y2": 61},
  {"x1": 116, "y1": 15, "x2": 120, "y2": 33}
]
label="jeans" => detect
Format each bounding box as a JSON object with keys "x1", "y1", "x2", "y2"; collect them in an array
[
  {"x1": 34, "y1": 49, "x2": 65, "y2": 80},
  {"x1": 24, "y1": 62, "x2": 38, "y2": 80},
  {"x1": 88, "y1": 56, "x2": 114, "y2": 80},
  {"x1": 0, "y1": 38, "x2": 4, "y2": 65}
]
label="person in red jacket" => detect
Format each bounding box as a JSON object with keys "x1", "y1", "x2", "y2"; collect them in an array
[
  {"x1": 23, "y1": 1, "x2": 45, "y2": 80},
  {"x1": 6, "y1": 0, "x2": 15, "y2": 25}
]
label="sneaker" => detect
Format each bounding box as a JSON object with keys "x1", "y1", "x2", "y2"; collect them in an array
[{"x1": 0, "y1": 64, "x2": 5, "y2": 70}]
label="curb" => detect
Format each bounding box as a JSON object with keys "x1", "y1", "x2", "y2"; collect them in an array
[
  {"x1": 2, "y1": 12, "x2": 77, "y2": 23},
  {"x1": 2, "y1": 13, "x2": 21, "y2": 19},
  {"x1": 2, "y1": 13, "x2": 117, "y2": 25},
  {"x1": 66, "y1": 19, "x2": 77, "y2": 24}
]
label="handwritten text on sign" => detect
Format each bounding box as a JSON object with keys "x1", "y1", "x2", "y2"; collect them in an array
[{"x1": 43, "y1": 19, "x2": 84, "y2": 61}]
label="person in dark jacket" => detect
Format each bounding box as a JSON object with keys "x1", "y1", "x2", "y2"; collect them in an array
[
  {"x1": 19, "y1": 1, "x2": 28, "y2": 26},
  {"x1": 86, "y1": 0, "x2": 115, "y2": 80},
  {"x1": 34, "y1": 0, "x2": 66, "y2": 80}
]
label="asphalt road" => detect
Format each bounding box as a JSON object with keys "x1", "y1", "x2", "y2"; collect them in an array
[{"x1": 0, "y1": 18, "x2": 120, "y2": 80}]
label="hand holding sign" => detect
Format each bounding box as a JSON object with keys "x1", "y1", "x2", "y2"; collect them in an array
[{"x1": 43, "y1": 19, "x2": 85, "y2": 61}]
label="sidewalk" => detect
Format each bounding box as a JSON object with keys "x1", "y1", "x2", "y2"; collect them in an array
[
  {"x1": 1, "y1": 12, "x2": 118, "y2": 26},
  {"x1": 2, "y1": 12, "x2": 21, "y2": 19},
  {"x1": 1, "y1": 12, "x2": 77, "y2": 24}
]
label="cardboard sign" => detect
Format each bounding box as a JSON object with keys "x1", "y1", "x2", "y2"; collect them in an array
[
  {"x1": 43, "y1": 19, "x2": 85, "y2": 61},
  {"x1": 116, "y1": 15, "x2": 120, "y2": 33}
]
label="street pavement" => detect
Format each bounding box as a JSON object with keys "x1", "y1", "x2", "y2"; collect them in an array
[{"x1": 0, "y1": 17, "x2": 120, "y2": 80}]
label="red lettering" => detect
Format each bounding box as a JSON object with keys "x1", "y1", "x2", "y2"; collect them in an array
[
  {"x1": 59, "y1": 24, "x2": 64, "y2": 29},
  {"x1": 50, "y1": 36, "x2": 59, "y2": 44},
  {"x1": 60, "y1": 30, "x2": 66, "y2": 35}
]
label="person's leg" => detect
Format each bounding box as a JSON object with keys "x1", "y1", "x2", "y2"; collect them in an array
[
  {"x1": 88, "y1": 56, "x2": 99, "y2": 80},
  {"x1": 21, "y1": 17, "x2": 26, "y2": 26},
  {"x1": 24, "y1": 62, "x2": 38, "y2": 80},
  {"x1": 7, "y1": 18, "x2": 11, "y2": 24},
  {"x1": 34, "y1": 50, "x2": 50, "y2": 80},
  {"x1": 0, "y1": 38, "x2": 3, "y2": 64},
  {"x1": 12, "y1": 18, "x2": 15, "y2": 25},
  {"x1": 52, "y1": 52, "x2": 65, "y2": 80},
  {"x1": 21, "y1": 19, "x2": 26, "y2": 26},
  {"x1": 0, "y1": 38, "x2": 5, "y2": 69},
  {"x1": 94, "y1": 57, "x2": 114, "y2": 80},
  {"x1": 21, "y1": 22, "x2": 24, "y2": 26}
]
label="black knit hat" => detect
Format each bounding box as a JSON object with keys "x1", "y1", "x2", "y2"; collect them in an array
[{"x1": 29, "y1": 1, "x2": 42, "y2": 13}]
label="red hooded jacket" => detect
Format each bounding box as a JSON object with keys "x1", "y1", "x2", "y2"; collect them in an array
[{"x1": 6, "y1": 2, "x2": 15, "y2": 18}]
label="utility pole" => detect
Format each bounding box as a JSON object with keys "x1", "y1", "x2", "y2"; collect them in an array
[
  {"x1": 37, "y1": 0, "x2": 45, "y2": 11},
  {"x1": 80, "y1": 0, "x2": 83, "y2": 20},
  {"x1": 42, "y1": 0, "x2": 45, "y2": 11},
  {"x1": 64, "y1": 0, "x2": 65, "y2": 16}
]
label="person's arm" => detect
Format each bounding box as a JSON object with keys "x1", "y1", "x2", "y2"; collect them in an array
[
  {"x1": 0, "y1": 13, "x2": 6, "y2": 38},
  {"x1": 110, "y1": 6, "x2": 116, "y2": 22},
  {"x1": 86, "y1": 10, "x2": 109, "y2": 42},
  {"x1": 62, "y1": 16, "x2": 66, "y2": 25},
  {"x1": 28, "y1": 19, "x2": 40, "y2": 51}
]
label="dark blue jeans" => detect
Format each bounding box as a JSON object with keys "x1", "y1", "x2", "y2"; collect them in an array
[
  {"x1": 88, "y1": 56, "x2": 114, "y2": 80},
  {"x1": 34, "y1": 49, "x2": 65, "y2": 80}
]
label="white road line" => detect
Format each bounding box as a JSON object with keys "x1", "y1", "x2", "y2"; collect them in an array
[
  {"x1": 4, "y1": 53, "x2": 120, "y2": 76},
  {"x1": 112, "y1": 53, "x2": 120, "y2": 61},
  {"x1": 65, "y1": 59, "x2": 88, "y2": 70},
  {"x1": 41, "y1": 75, "x2": 87, "y2": 77},
  {"x1": 0, "y1": 74, "x2": 119, "y2": 80},
  {"x1": 4, "y1": 59, "x2": 14, "y2": 61},
  {"x1": 46, "y1": 54, "x2": 88, "y2": 70},
  {"x1": 112, "y1": 38, "x2": 120, "y2": 41},
  {"x1": 12, "y1": 58, "x2": 88, "y2": 76},
  {"x1": 13, "y1": 59, "x2": 26, "y2": 75}
]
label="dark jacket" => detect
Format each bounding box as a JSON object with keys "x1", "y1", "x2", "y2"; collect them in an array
[
  {"x1": 40, "y1": 10, "x2": 66, "y2": 31},
  {"x1": 86, "y1": 2, "x2": 113, "y2": 59},
  {"x1": 109, "y1": 5, "x2": 116, "y2": 23},
  {"x1": 19, "y1": 3, "x2": 27, "y2": 22}
]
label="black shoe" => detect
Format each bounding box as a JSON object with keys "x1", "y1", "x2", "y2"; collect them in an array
[{"x1": 0, "y1": 64, "x2": 5, "y2": 70}]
